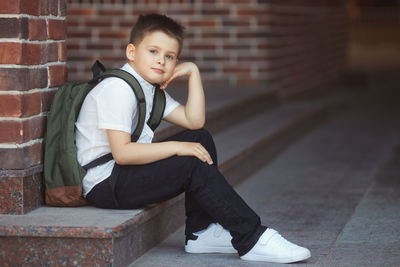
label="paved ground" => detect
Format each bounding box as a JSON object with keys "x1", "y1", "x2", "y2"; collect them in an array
[{"x1": 132, "y1": 74, "x2": 400, "y2": 266}]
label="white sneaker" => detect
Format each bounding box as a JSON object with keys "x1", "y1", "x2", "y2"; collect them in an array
[
  {"x1": 240, "y1": 228, "x2": 311, "y2": 263},
  {"x1": 185, "y1": 223, "x2": 237, "y2": 254}
]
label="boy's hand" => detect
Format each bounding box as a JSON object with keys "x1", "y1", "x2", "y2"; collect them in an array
[
  {"x1": 174, "y1": 141, "x2": 213, "y2": 165},
  {"x1": 160, "y1": 62, "x2": 198, "y2": 89}
]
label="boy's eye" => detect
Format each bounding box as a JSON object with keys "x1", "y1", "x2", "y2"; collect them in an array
[
  {"x1": 149, "y1": 49, "x2": 157, "y2": 54},
  {"x1": 166, "y1": 55, "x2": 174, "y2": 60}
]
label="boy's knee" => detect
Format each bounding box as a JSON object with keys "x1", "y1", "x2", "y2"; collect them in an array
[
  {"x1": 186, "y1": 161, "x2": 228, "y2": 195},
  {"x1": 177, "y1": 154, "x2": 204, "y2": 171},
  {"x1": 190, "y1": 128, "x2": 213, "y2": 143},
  {"x1": 178, "y1": 155, "x2": 209, "y2": 188},
  {"x1": 191, "y1": 128, "x2": 217, "y2": 162},
  {"x1": 187, "y1": 128, "x2": 207, "y2": 136}
]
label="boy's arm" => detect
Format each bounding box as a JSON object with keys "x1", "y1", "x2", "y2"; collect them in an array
[
  {"x1": 162, "y1": 62, "x2": 205, "y2": 130},
  {"x1": 107, "y1": 129, "x2": 213, "y2": 165},
  {"x1": 106, "y1": 62, "x2": 211, "y2": 166}
]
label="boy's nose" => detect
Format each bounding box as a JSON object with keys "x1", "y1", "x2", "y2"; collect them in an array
[{"x1": 157, "y1": 55, "x2": 165, "y2": 65}]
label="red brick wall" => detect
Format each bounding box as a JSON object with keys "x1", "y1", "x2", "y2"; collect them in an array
[
  {"x1": 0, "y1": 0, "x2": 67, "y2": 214},
  {"x1": 0, "y1": 0, "x2": 348, "y2": 214},
  {"x1": 66, "y1": 0, "x2": 348, "y2": 97}
]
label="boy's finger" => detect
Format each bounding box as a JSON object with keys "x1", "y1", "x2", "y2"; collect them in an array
[
  {"x1": 160, "y1": 83, "x2": 167, "y2": 90},
  {"x1": 160, "y1": 80, "x2": 171, "y2": 89},
  {"x1": 201, "y1": 151, "x2": 213, "y2": 165},
  {"x1": 194, "y1": 148, "x2": 212, "y2": 164},
  {"x1": 200, "y1": 155, "x2": 212, "y2": 165},
  {"x1": 199, "y1": 148, "x2": 213, "y2": 164},
  {"x1": 161, "y1": 75, "x2": 176, "y2": 89}
]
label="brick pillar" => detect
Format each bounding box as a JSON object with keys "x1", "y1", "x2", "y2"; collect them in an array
[{"x1": 0, "y1": 0, "x2": 67, "y2": 214}]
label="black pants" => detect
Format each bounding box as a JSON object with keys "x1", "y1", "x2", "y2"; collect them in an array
[{"x1": 86, "y1": 129, "x2": 266, "y2": 255}]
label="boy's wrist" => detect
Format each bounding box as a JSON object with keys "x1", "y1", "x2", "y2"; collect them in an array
[
  {"x1": 166, "y1": 141, "x2": 179, "y2": 155},
  {"x1": 187, "y1": 63, "x2": 200, "y2": 78}
]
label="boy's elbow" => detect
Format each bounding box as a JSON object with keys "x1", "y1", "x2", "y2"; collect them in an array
[
  {"x1": 111, "y1": 151, "x2": 128, "y2": 165},
  {"x1": 112, "y1": 148, "x2": 144, "y2": 165},
  {"x1": 188, "y1": 119, "x2": 205, "y2": 130},
  {"x1": 113, "y1": 155, "x2": 124, "y2": 165},
  {"x1": 114, "y1": 158, "x2": 125, "y2": 165}
]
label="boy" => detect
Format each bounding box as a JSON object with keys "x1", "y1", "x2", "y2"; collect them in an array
[{"x1": 75, "y1": 13, "x2": 311, "y2": 264}]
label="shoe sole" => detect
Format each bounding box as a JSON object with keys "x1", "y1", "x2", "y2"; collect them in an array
[
  {"x1": 240, "y1": 250, "x2": 311, "y2": 263},
  {"x1": 185, "y1": 244, "x2": 237, "y2": 254}
]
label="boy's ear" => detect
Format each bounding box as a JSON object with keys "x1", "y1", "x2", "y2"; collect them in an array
[{"x1": 126, "y1": 43, "x2": 136, "y2": 61}]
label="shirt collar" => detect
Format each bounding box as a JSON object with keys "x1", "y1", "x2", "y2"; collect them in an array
[{"x1": 121, "y1": 63, "x2": 155, "y2": 94}]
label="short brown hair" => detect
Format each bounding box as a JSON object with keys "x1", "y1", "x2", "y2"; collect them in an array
[{"x1": 130, "y1": 14, "x2": 185, "y2": 55}]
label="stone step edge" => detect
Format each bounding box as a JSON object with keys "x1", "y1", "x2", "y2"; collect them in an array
[
  {"x1": 0, "y1": 97, "x2": 336, "y2": 240},
  {"x1": 0, "y1": 196, "x2": 184, "y2": 239}
]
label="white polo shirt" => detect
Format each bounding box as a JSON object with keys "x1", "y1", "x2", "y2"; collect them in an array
[{"x1": 75, "y1": 63, "x2": 180, "y2": 196}]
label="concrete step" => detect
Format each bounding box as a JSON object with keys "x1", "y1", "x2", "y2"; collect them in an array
[
  {"x1": 154, "y1": 87, "x2": 278, "y2": 141},
  {"x1": 0, "y1": 90, "x2": 340, "y2": 266}
]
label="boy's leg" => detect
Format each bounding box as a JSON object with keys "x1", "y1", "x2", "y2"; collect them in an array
[
  {"x1": 113, "y1": 129, "x2": 266, "y2": 256},
  {"x1": 165, "y1": 129, "x2": 220, "y2": 236},
  {"x1": 162, "y1": 130, "x2": 310, "y2": 263}
]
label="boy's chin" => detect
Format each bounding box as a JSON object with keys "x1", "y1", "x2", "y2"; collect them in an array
[
  {"x1": 145, "y1": 73, "x2": 170, "y2": 85},
  {"x1": 148, "y1": 78, "x2": 166, "y2": 85},
  {"x1": 149, "y1": 80, "x2": 163, "y2": 85}
]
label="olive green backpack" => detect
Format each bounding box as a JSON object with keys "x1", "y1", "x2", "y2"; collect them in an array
[{"x1": 44, "y1": 61, "x2": 165, "y2": 206}]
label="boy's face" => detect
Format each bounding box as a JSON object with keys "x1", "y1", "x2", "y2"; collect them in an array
[{"x1": 127, "y1": 31, "x2": 179, "y2": 84}]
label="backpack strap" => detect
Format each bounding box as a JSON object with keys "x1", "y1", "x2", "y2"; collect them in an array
[
  {"x1": 147, "y1": 84, "x2": 166, "y2": 131},
  {"x1": 83, "y1": 153, "x2": 113, "y2": 170},
  {"x1": 92, "y1": 69, "x2": 146, "y2": 142}
]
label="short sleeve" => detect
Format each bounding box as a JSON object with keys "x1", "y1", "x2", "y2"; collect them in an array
[
  {"x1": 163, "y1": 91, "x2": 181, "y2": 118},
  {"x1": 95, "y1": 78, "x2": 137, "y2": 134}
]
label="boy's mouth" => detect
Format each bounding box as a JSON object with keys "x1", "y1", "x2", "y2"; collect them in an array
[{"x1": 152, "y1": 68, "x2": 165, "y2": 74}]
